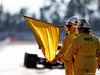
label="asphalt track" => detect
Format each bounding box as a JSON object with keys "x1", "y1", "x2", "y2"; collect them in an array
[{"x1": 0, "y1": 41, "x2": 100, "y2": 75}]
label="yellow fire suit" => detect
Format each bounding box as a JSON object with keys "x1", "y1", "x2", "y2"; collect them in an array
[
  {"x1": 56, "y1": 28, "x2": 78, "y2": 75},
  {"x1": 61, "y1": 33, "x2": 100, "y2": 75}
]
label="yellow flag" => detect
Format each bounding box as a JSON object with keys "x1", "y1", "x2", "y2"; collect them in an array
[{"x1": 24, "y1": 16, "x2": 59, "y2": 61}]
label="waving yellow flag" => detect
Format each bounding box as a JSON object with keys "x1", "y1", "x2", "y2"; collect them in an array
[{"x1": 24, "y1": 16, "x2": 59, "y2": 61}]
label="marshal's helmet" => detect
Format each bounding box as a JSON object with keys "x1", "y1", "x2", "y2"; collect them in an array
[
  {"x1": 66, "y1": 16, "x2": 79, "y2": 25},
  {"x1": 77, "y1": 19, "x2": 90, "y2": 29}
]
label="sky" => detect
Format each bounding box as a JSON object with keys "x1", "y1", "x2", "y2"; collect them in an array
[
  {"x1": 0, "y1": 0, "x2": 71, "y2": 18},
  {"x1": 0, "y1": 0, "x2": 44, "y2": 15}
]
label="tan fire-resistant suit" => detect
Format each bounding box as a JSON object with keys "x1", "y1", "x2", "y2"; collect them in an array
[
  {"x1": 61, "y1": 33, "x2": 100, "y2": 75},
  {"x1": 56, "y1": 28, "x2": 78, "y2": 75}
]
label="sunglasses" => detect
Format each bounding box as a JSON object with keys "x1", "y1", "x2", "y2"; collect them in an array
[{"x1": 66, "y1": 25, "x2": 72, "y2": 28}]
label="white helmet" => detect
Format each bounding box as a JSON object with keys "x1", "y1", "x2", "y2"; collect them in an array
[
  {"x1": 66, "y1": 16, "x2": 79, "y2": 25},
  {"x1": 77, "y1": 19, "x2": 91, "y2": 28}
]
